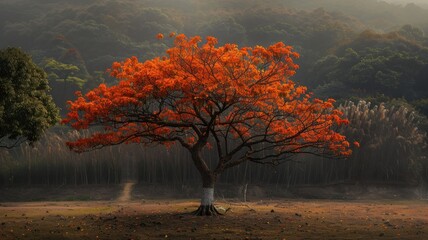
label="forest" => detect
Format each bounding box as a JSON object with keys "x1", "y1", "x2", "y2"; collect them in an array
[
  {"x1": 1, "y1": 0, "x2": 428, "y2": 239},
  {"x1": 0, "y1": 0, "x2": 427, "y2": 188}
]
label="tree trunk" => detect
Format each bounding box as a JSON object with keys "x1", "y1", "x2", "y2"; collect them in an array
[
  {"x1": 189, "y1": 147, "x2": 223, "y2": 216},
  {"x1": 193, "y1": 173, "x2": 222, "y2": 216}
]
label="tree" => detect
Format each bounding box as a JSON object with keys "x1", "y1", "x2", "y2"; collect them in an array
[
  {"x1": 43, "y1": 58, "x2": 87, "y2": 114},
  {"x1": 63, "y1": 35, "x2": 354, "y2": 215},
  {"x1": 0, "y1": 47, "x2": 59, "y2": 148},
  {"x1": 312, "y1": 47, "x2": 428, "y2": 102}
]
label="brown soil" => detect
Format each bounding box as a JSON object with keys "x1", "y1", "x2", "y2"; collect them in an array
[{"x1": 0, "y1": 199, "x2": 427, "y2": 239}]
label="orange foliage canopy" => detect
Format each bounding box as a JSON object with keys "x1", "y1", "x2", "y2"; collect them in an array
[{"x1": 63, "y1": 34, "x2": 352, "y2": 167}]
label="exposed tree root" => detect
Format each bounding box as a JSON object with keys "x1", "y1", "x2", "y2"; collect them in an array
[{"x1": 192, "y1": 204, "x2": 223, "y2": 216}]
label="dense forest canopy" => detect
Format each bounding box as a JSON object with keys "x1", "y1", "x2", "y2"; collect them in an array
[{"x1": 1, "y1": 0, "x2": 427, "y2": 117}]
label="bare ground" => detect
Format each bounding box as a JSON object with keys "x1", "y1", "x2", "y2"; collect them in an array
[{"x1": 0, "y1": 199, "x2": 427, "y2": 240}]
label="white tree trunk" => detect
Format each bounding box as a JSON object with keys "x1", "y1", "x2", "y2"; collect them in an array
[
  {"x1": 201, "y1": 188, "x2": 214, "y2": 206},
  {"x1": 194, "y1": 187, "x2": 220, "y2": 215}
]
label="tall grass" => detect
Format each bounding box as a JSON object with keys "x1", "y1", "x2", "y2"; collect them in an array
[{"x1": 338, "y1": 101, "x2": 428, "y2": 184}]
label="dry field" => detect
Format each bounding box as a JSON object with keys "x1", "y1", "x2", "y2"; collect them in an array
[{"x1": 0, "y1": 198, "x2": 427, "y2": 240}]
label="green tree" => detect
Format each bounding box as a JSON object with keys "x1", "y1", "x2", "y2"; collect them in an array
[
  {"x1": 313, "y1": 47, "x2": 427, "y2": 102},
  {"x1": 43, "y1": 58, "x2": 86, "y2": 114},
  {"x1": 43, "y1": 58, "x2": 86, "y2": 88},
  {"x1": 0, "y1": 48, "x2": 59, "y2": 148}
]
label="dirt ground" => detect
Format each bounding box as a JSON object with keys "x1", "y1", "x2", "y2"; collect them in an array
[{"x1": 0, "y1": 198, "x2": 427, "y2": 240}]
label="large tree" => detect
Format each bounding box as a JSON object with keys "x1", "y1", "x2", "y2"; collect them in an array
[
  {"x1": 63, "y1": 35, "x2": 354, "y2": 215},
  {"x1": 0, "y1": 47, "x2": 59, "y2": 148}
]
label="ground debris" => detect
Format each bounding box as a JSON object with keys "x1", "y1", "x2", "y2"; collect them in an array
[{"x1": 1, "y1": 200, "x2": 428, "y2": 239}]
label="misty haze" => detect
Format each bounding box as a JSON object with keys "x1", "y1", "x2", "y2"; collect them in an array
[{"x1": 0, "y1": 0, "x2": 427, "y2": 239}]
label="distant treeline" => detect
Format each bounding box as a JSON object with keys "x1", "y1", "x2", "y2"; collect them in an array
[{"x1": 0, "y1": 101, "x2": 426, "y2": 187}]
